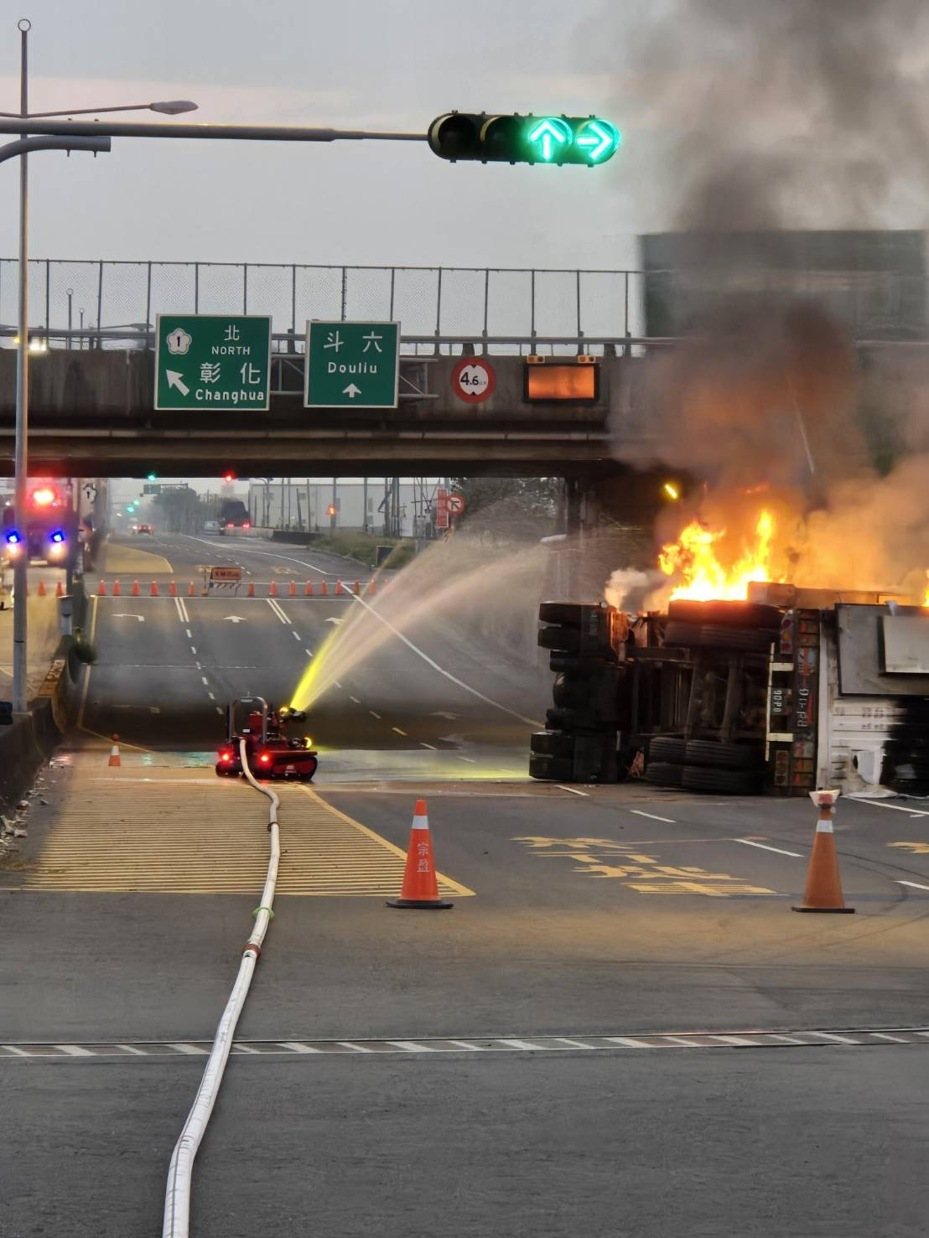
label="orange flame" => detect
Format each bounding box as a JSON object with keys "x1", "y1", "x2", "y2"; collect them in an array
[
  {"x1": 659, "y1": 509, "x2": 777, "y2": 601},
  {"x1": 923, "y1": 571, "x2": 929, "y2": 608}
]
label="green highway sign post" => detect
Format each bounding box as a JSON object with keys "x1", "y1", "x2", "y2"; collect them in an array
[
  {"x1": 305, "y1": 321, "x2": 400, "y2": 409},
  {"x1": 154, "y1": 315, "x2": 272, "y2": 411}
]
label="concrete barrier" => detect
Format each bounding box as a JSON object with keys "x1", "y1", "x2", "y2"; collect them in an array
[{"x1": 0, "y1": 636, "x2": 80, "y2": 815}]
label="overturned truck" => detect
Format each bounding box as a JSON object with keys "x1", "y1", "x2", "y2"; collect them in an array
[{"x1": 530, "y1": 587, "x2": 929, "y2": 797}]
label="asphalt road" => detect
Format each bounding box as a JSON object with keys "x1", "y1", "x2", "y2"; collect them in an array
[{"x1": 3, "y1": 532, "x2": 929, "y2": 1236}]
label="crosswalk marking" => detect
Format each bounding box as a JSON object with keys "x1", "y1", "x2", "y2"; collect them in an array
[{"x1": 2, "y1": 1027, "x2": 926, "y2": 1061}]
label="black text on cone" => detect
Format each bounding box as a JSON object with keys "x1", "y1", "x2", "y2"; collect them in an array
[{"x1": 388, "y1": 799, "x2": 453, "y2": 910}]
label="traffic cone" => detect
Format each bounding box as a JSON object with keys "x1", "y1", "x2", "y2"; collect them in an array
[
  {"x1": 288, "y1": 580, "x2": 297, "y2": 597},
  {"x1": 269, "y1": 580, "x2": 278, "y2": 597},
  {"x1": 37, "y1": 579, "x2": 47, "y2": 597},
  {"x1": 108, "y1": 735, "x2": 122, "y2": 768},
  {"x1": 320, "y1": 580, "x2": 328, "y2": 597},
  {"x1": 366, "y1": 578, "x2": 377, "y2": 595},
  {"x1": 150, "y1": 581, "x2": 159, "y2": 597},
  {"x1": 304, "y1": 580, "x2": 314, "y2": 596},
  {"x1": 353, "y1": 579, "x2": 361, "y2": 595},
  {"x1": 98, "y1": 579, "x2": 106, "y2": 596},
  {"x1": 55, "y1": 581, "x2": 64, "y2": 598},
  {"x1": 335, "y1": 578, "x2": 344, "y2": 596},
  {"x1": 112, "y1": 580, "x2": 121, "y2": 597},
  {"x1": 792, "y1": 790, "x2": 854, "y2": 913},
  {"x1": 169, "y1": 580, "x2": 177, "y2": 597},
  {"x1": 387, "y1": 799, "x2": 453, "y2": 910},
  {"x1": 247, "y1": 580, "x2": 255, "y2": 598},
  {"x1": 131, "y1": 580, "x2": 140, "y2": 597},
  {"x1": 188, "y1": 581, "x2": 196, "y2": 597}
]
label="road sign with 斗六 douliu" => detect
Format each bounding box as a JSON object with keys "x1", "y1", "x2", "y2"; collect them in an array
[
  {"x1": 155, "y1": 315, "x2": 271, "y2": 411},
  {"x1": 305, "y1": 321, "x2": 400, "y2": 409}
]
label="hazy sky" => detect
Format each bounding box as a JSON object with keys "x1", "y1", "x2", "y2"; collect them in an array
[{"x1": 0, "y1": 0, "x2": 641, "y2": 271}]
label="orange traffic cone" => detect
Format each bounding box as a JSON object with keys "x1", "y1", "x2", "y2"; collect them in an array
[
  {"x1": 335, "y1": 578, "x2": 344, "y2": 596},
  {"x1": 98, "y1": 579, "x2": 106, "y2": 596},
  {"x1": 792, "y1": 790, "x2": 854, "y2": 913},
  {"x1": 55, "y1": 581, "x2": 64, "y2": 598},
  {"x1": 304, "y1": 580, "x2": 314, "y2": 596},
  {"x1": 366, "y1": 578, "x2": 377, "y2": 595},
  {"x1": 36, "y1": 579, "x2": 47, "y2": 597},
  {"x1": 288, "y1": 580, "x2": 297, "y2": 597},
  {"x1": 188, "y1": 581, "x2": 196, "y2": 597},
  {"x1": 131, "y1": 580, "x2": 140, "y2": 597},
  {"x1": 247, "y1": 580, "x2": 255, "y2": 598},
  {"x1": 320, "y1": 580, "x2": 328, "y2": 597},
  {"x1": 169, "y1": 580, "x2": 177, "y2": 597},
  {"x1": 108, "y1": 735, "x2": 122, "y2": 768},
  {"x1": 269, "y1": 580, "x2": 278, "y2": 597},
  {"x1": 387, "y1": 799, "x2": 453, "y2": 910},
  {"x1": 150, "y1": 581, "x2": 159, "y2": 596},
  {"x1": 112, "y1": 580, "x2": 121, "y2": 597}
]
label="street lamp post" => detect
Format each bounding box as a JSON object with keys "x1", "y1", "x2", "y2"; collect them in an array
[{"x1": 6, "y1": 18, "x2": 197, "y2": 713}]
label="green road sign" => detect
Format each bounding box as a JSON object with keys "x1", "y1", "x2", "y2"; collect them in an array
[
  {"x1": 154, "y1": 315, "x2": 271, "y2": 411},
  {"x1": 305, "y1": 321, "x2": 400, "y2": 409}
]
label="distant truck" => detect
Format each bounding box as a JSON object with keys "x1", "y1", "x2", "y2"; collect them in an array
[{"x1": 219, "y1": 499, "x2": 251, "y2": 533}]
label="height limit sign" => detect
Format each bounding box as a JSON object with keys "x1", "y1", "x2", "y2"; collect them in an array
[{"x1": 305, "y1": 321, "x2": 400, "y2": 409}]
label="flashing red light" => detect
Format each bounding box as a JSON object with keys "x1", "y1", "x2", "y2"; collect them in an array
[
  {"x1": 31, "y1": 486, "x2": 57, "y2": 507},
  {"x1": 243, "y1": 521, "x2": 250, "y2": 529},
  {"x1": 258, "y1": 751, "x2": 271, "y2": 765},
  {"x1": 219, "y1": 748, "x2": 233, "y2": 762}
]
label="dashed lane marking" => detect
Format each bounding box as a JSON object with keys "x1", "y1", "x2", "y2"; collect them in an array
[
  {"x1": 5, "y1": 763, "x2": 473, "y2": 897},
  {"x1": 3, "y1": 1027, "x2": 928, "y2": 1060},
  {"x1": 735, "y1": 838, "x2": 803, "y2": 859}
]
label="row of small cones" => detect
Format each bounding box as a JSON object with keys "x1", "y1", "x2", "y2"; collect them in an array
[
  {"x1": 11, "y1": 580, "x2": 66, "y2": 598},
  {"x1": 96, "y1": 577, "x2": 377, "y2": 597}
]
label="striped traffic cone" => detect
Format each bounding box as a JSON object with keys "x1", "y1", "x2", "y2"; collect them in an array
[
  {"x1": 131, "y1": 580, "x2": 140, "y2": 597},
  {"x1": 335, "y1": 578, "x2": 344, "y2": 596},
  {"x1": 108, "y1": 735, "x2": 122, "y2": 768},
  {"x1": 269, "y1": 580, "x2": 278, "y2": 597},
  {"x1": 792, "y1": 790, "x2": 854, "y2": 913},
  {"x1": 112, "y1": 580, "x2": 121, "y2": 597},
  {"x1": 387, "y1": 799, "x2": 453, "y2": 910},
  {"x1": 188, "y1": 581, "x2": 196, "y2": 597},
  {"x1": 98, "y1": 579, "x2": 106, "y2": 596},
  {"x1": 169, "y1": 580, "x2": 178, "y2": 597},
  {"x1": 150, "y1": 581, "x2": 159, "y2": 596},
  {"x1": 288, "y1": 580, "x2": 297, "y2": 597},
  {"x1": 304, "y1": 580, "x2": 314, "y2": 596}
]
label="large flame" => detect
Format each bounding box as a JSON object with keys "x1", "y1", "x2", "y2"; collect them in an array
[{"x1": 659, "y1": 509, "x2": 777, "y2": 601}]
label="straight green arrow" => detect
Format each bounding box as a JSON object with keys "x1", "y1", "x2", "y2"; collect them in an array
[{"x1": 526, "y1": 116, "x2": 571, "y2": 163}]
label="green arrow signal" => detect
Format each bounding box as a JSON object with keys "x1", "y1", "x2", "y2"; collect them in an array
[
  {"x1": 575, "y1": 119, "x2": 620, "y2": 164},
  {"x1": 526, "y1": 116, "x2": 572, "y2": 163}
]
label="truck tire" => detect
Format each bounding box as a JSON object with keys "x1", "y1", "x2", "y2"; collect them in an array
[
  {"x1": 648, "y1": 735, "x2": 687, "y2": 763},
  {"x1": 685, "y1": 740, "x2": 765, "y2": 770},
  {"x1": 681, "y1": 765, "x2": 764, "y2": 795},
  {"x1": 529, "y1": 754, "x2": 574, "y2": 781},
  {"x1": 667, "y1": 600, "x2": 783, "y2": 629},
  {"x1": 664, "y1": 621, "x2": 774, "y2": 652},
  {"x1": 645, "y1": 760, "x2": 684, "y2": 787},
  {"x1": 530, "y1": 730, "x2": 576, "y2": 759},
  {"x1": 538, "y1": 625, "x2": 582, "y2": 652}
]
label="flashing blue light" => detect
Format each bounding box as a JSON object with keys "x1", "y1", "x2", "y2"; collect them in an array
[
  {"x1": 49, "y1": 530, "x2": 65, "y2": 544},
  {"x1": 4, "y1": 530, "x2": 21, "y2": 545}
]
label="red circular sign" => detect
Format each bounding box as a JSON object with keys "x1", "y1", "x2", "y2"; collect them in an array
[
  {"x1": 451, "y1": 357, "x2": 496, "y2": 403},
  {"x1": 446, "y1": 493, "x2": 467, "y2": 516}
]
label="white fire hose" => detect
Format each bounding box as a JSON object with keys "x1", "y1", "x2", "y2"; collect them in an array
[{"x1": 162, "y1": 739, "x2": 281, "y2": 1238}]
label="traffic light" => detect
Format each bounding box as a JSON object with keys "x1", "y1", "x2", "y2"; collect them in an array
[
  {"x1": 146, "y1": 472, "x2": 158, "y2": 482},
  {"x1": 428, "y1": 113, "x2": 620, "y2": 166}
]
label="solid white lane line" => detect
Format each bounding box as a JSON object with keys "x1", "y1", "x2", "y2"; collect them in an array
[
  {"x1": 851, "y1": 799, "x2": 929, "y2": 818},
  {"x1": 630, "y1": 810, "x2": 676, "y2": 824},
  {"x1": 558, "y1": 785, "x2": 589, "y2": 797},
  {"x1": 897, "y1": 880, "x2": 929, "y2": 892},
  {"x1": 736, "y1": 839, "x2": 803, "y2": 858}
]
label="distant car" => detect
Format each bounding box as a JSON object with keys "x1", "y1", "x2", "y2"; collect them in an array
[
  {"x1": 135, "y1": 523, "x2": 154, "y2": 535},
  {"x1": 203, "y1": 520, "x2": 220, "y2": 533}
]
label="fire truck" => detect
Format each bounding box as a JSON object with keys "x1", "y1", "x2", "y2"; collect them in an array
[{"x1": 1, "y1": 481, "x2": 80, "y2": 572}]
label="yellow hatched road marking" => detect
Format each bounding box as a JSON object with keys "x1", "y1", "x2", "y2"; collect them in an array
[{"x1": 12, "y1": 763, "x2": 473, "y2": 897}]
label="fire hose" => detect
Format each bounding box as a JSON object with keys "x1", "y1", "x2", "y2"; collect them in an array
[{"x1": 161, "y1": 738, "x2": 281, "y2": 1238}]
